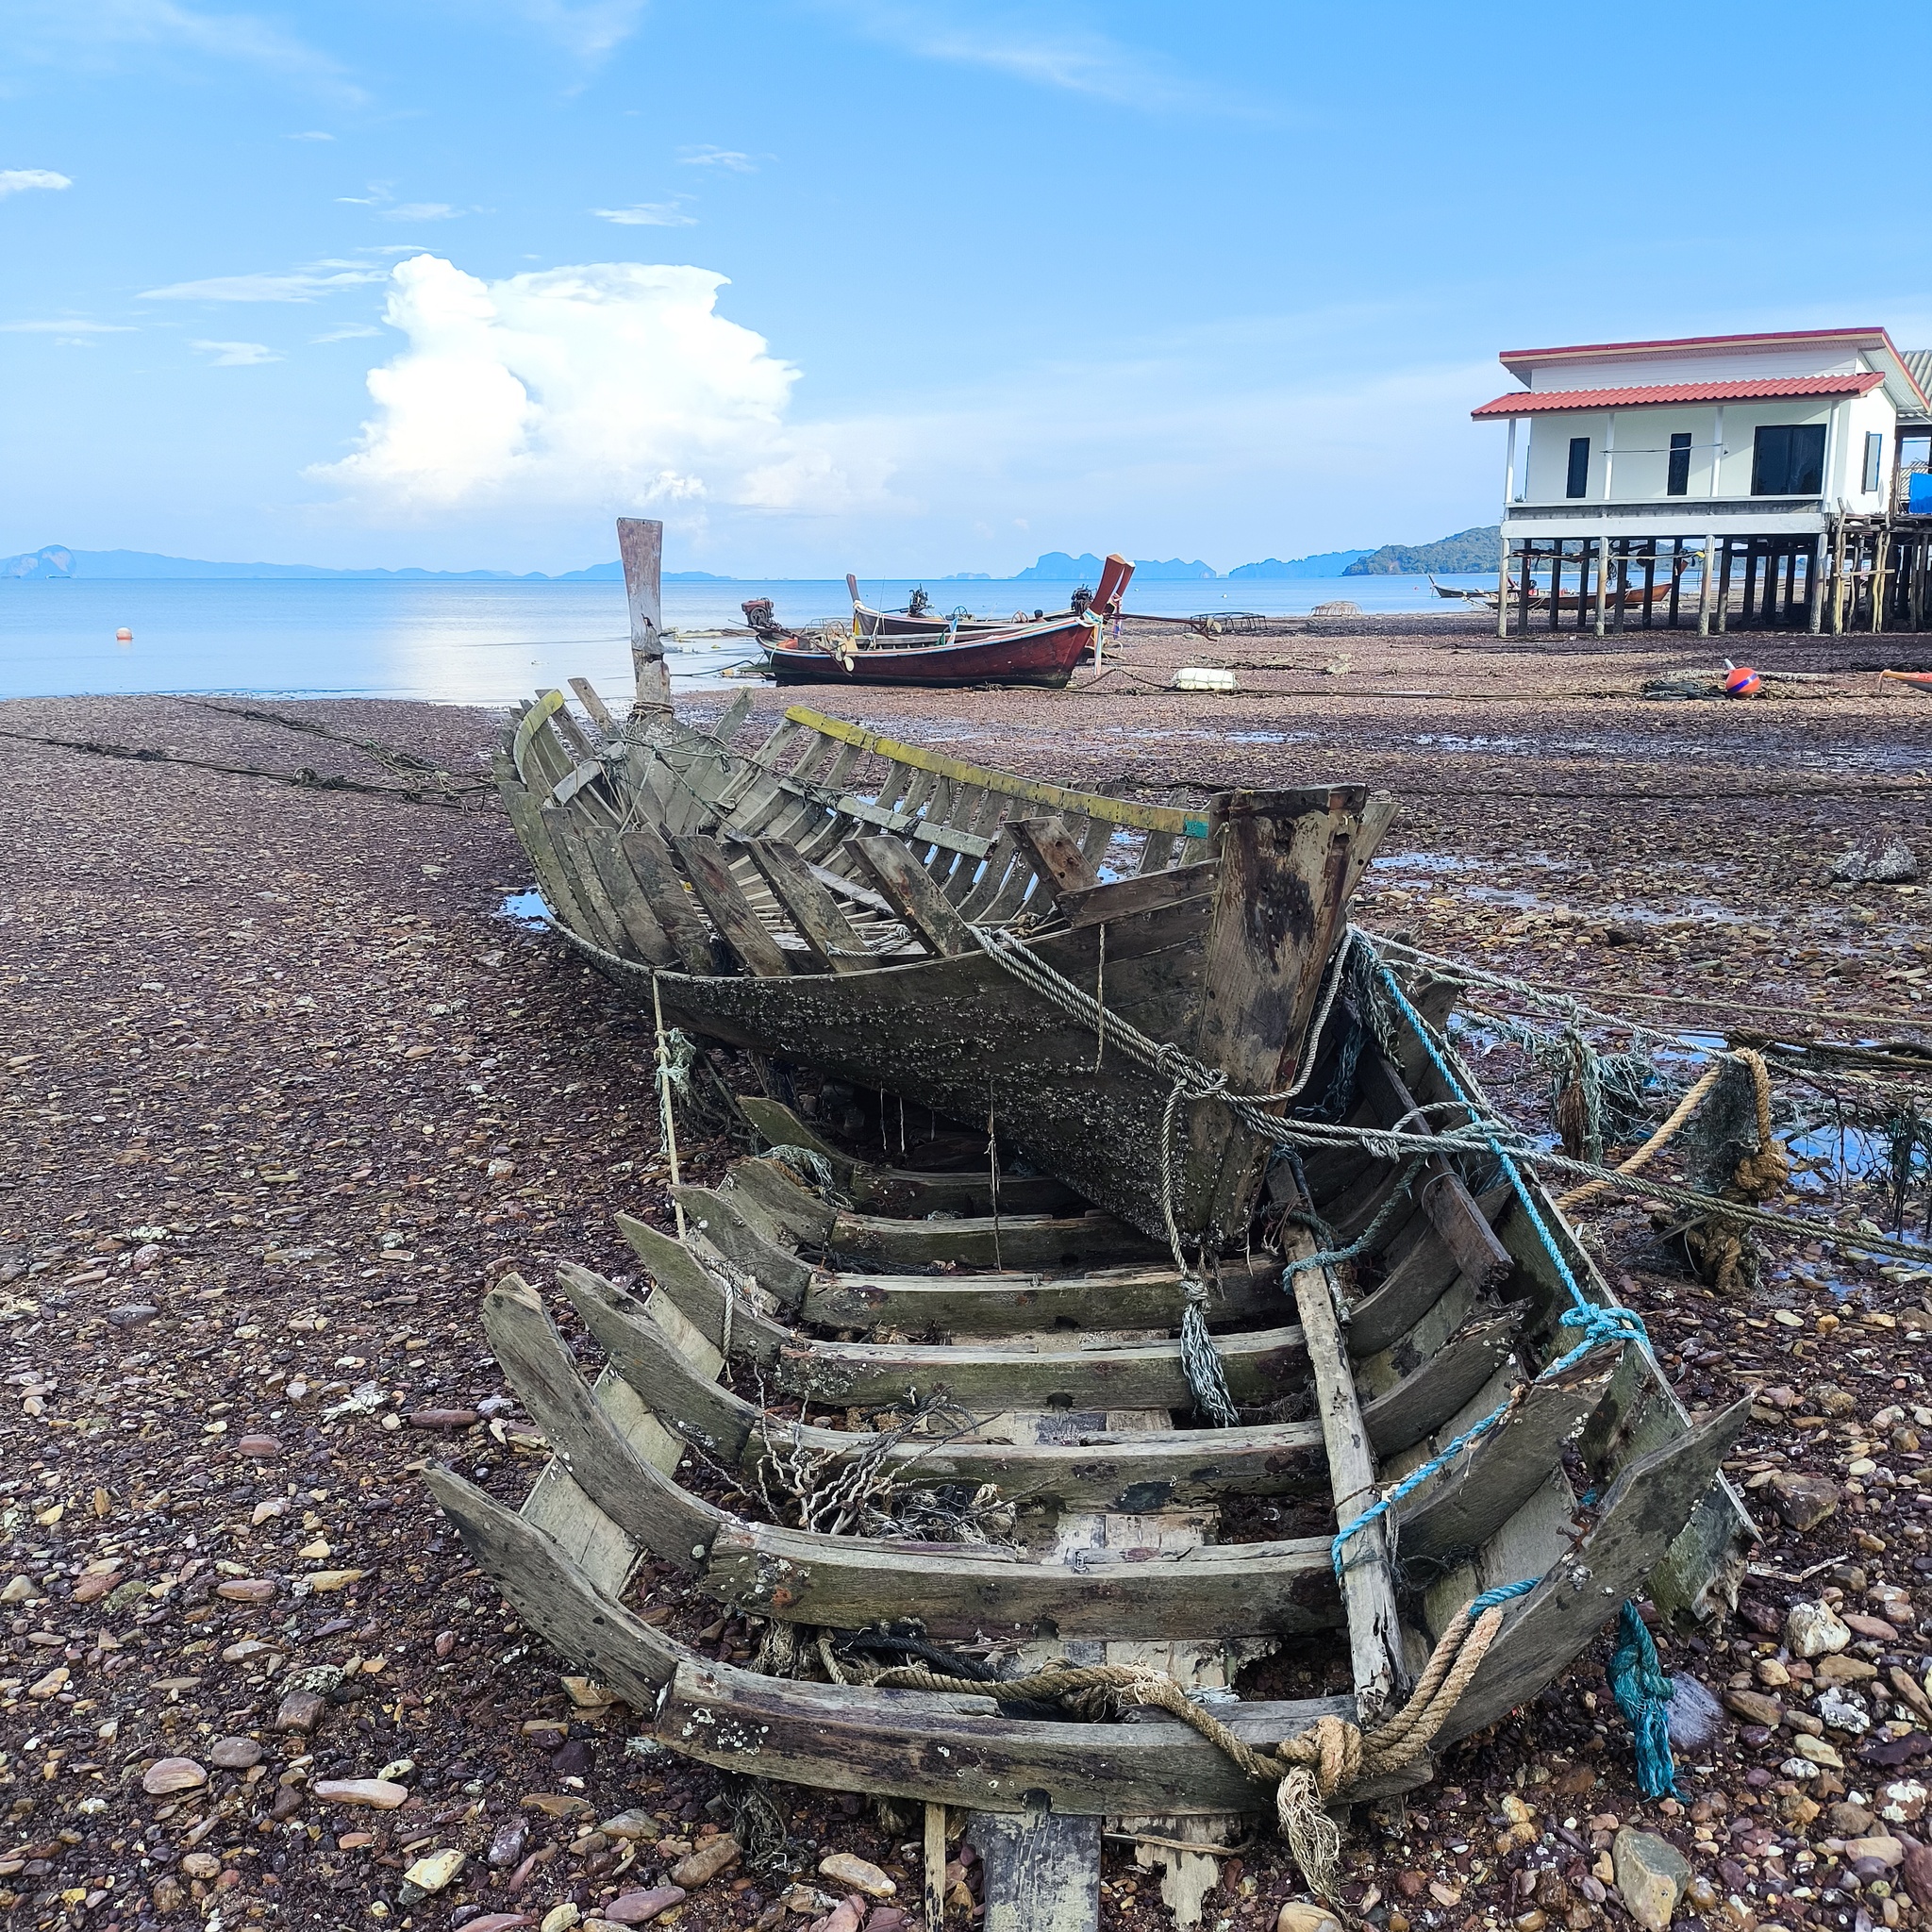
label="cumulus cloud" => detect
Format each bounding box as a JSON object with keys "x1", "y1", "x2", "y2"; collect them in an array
[
  {"x1": 314, "y1": 253, "x2": 878, "y2": 520},
  {"x1": 594, "y1": 201, "x2": 695, "y2": 226},
  {"x1": 141, "y1": 264, "x2": 386, "y2": 301},
  {"x1": 192, "y1": 339, "x2": 280, "y2": 364},
  {"x1": 0, "y1": 169, "x2": 73, "y2": 196}
]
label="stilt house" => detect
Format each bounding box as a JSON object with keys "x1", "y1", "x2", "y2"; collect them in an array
[{"x1": 1475, "y1": 328, "x2": 1932, "y2": 634}]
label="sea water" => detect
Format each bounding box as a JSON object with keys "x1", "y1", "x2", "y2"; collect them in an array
[{"x1": 0, "y1": 573, "x2": 1492, "y2": 707}]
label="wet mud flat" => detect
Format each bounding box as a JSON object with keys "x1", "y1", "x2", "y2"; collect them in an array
[{"x1": 0, "y1": 653, "x2": 1929, "y2": 1932}]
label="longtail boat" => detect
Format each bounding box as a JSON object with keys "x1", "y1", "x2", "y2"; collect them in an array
[
  {"x1": 760, "y1": 608, "x2": 1100, "y2": 688},
  {"x1": 439, "y1": 521, "x2": 1754, "y2": 1926},
  {"x1": 845, "y1": 558, "x2": 1132, "y2": 641}
]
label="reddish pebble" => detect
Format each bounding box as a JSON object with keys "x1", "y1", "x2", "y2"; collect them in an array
[
  {"x1": 73, "y1": 1571, "x2": 123, "y2": 1604},
  {"x1": 408, "y1": 1408, "x2": 480, "y2": 1430},
  {"x1": 434, "y1": 1629, "x2": 457, "y2": 1657},
  {"x1": 216, "y1": 1577, "x2": 276, "y2": 1602},
  {"x1": 237, "y1": 1434, "x2": 281, "y2": 1457},
  {"x1": 601, "y1": 1889, "x2": 686, "y2": 1925}
]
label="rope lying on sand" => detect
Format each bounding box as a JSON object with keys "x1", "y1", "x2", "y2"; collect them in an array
[
  {"x1": 850, "y1": 1582, "x2": 1528, "y2": 1900},
  {"x1": 0, "y1": 724, "x2": 491, "y2": 808}
]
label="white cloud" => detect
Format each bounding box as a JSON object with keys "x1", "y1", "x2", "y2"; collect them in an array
[
  {"x1": 192, "y1": 339, "x2": 280, "y2": 365},
  {"x1": 496, "y1": 0, "x2": 647, "y2": 60},
  {"x1": 0, "y1": 169, "x2": 73, "y2": 196},
  {"x1": 312, "y1": 324, "x2": 383, "y2": 341},
  {"x1": 384, "y1": 202, "x2": 462, "y2": 222},
  {"x1": 10, "y1": 1, "x2": 361, "y2": 104},
  {"x1": 678, "y1": 146, "x2": 757, "y2": 173},
  {"x1": 820, "y1": 2, "x2": 1208, "y2": 108},
  {"x1": 286, "y1": 129, "x2": 334, "y2": 141},
  {"x1": 593, "y1": 201, "x2": 695, "y2": 227},
  {"x1": 0, "y1": 318, "x2": 132, "y2": 332},
  {"x1": 141, "y1": 265, "x2": 387, "y2": 302},
  {"x1": 314, "y1": 253, "x2": 881, "y2": 521}
]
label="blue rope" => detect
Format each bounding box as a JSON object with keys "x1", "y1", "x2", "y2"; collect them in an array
[
  {"x1": 1315, "y1": 961, "x2": 1666, "y2": 1781},
  {"x1": 1609, "y1": 1601, "x2": 1680, "y2": 1799}
]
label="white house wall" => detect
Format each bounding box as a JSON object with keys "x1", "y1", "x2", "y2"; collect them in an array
[
  {"x1": 1520, "y1": 395, "x2": 1895, "y2": 505},
  {"x1": 1522, "y1": 345, "x2": 1870, "y2": 390}
]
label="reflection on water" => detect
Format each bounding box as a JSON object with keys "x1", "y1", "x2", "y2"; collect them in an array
[
  {"x1": 0, "y1": 572, "x2": 1490, "y2": 707},
  {"x1": 498, "y1": 890, "x2": 550, "y2": 929}
]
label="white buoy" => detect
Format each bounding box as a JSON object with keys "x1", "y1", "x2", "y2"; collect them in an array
[{"x1": 115, "y1": 627, "x2": 132, "y2": 642}]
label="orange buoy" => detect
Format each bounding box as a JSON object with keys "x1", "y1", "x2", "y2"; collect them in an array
[
  {"x1": 115, "y1": 627, "x2": 133, "y2": 642},
  {"x1": 1724, "y1": 665, "x2": 1759, "y2": 697}
]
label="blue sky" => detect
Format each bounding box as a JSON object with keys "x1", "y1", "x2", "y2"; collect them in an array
[{"x1": 5, "y1": 0, "x2": 1930, "y2": 575}]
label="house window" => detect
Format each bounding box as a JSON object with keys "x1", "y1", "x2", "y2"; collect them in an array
[
  {"x1": 1565, "y1": 436, "x2": 1591, "y2": 499},
  {"x1": 1863, "y1": 430, "x2": 1883, "y2": 494},
  {"x1": 1750, "y1": 424, "x2": 1826, "y2": 495},
  {"x1": 1667, "y1": 432, "x2": 1692, "y2": 496}
]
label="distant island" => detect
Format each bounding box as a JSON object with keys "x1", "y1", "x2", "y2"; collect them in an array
[
  {"x1": 2, "y1": 528, "x2": 1504, "y2": 585},
  {"x1": 1342, "y1": 527, "x2": 1500, "y2": 576},
  {"x1": 1227, "y1": 550, "x2": 1370, "y2": 580}
]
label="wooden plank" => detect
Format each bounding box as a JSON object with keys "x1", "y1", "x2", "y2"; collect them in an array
[
  {"x1": 619, "y1": 517, "x2": 669, "y2": 710},
  {"x1": 511, "y1": 688, "x2": 568, "y2": 786},
  {"x1": 1359, "y1": 1310, "x2": 1524, "y2": 1457},
  {"x1": 568, "y1": 675, "x2": 615, "y2": 732},
  {"x1": 742, "y1": 836, "x2": 874, "y2": 974},
  {"x1": 851, "y1": 835, "x2": 976, "y2": 956},
  {"x1": 1055, "y1": 861, "x2": 1217, "y2": 931},
  {"x1": 674, "y1": 834, "x2": 793, "y2": 977},
  {"x1": 491, "y1": 753, "x2": 592, "y2": 933},
  {"x1": 804, "y1": 1254, "x2": 1283, "y2": 1340},
  {"x1": 561, "y1": 1261, "x2": 1330, "y2": 1513},
  {"x1": 487, "y1": 1276, "x2": 727, "y2": 1571},
  {"x1": 721, "y1": 1155, "x2": 840, "y2": 1244},
  {"x1": 618, "y1": 825, "x2": 716, "y2": 974},
  {"x1": 1434, "y1": 1397, "x2": 1752, "y2": 1744},
  {"x1": 517, "y1": 1374, "x2": 641, "y2": 1597},
  {"x1": 541, "y1": 808, "x2": 627, "y2": 954},
  {"x1": 785, "y1": 706, "x2": 1208, "y2": 838},
  {"x1": 1396, "y1": 1352, "x2": 1615, "y2": 1570},
  {"x1": 1008, "y1": 816, "x2": 1103, "y2": 899},
  {"x1": 732, "y1": 1095, "x2": 854, "y2": 1175},
  {"x1": 579, "y1": 827, "x2": 677, "y2": 966},
  {"x1": 824, "y1": 1208, "x2": 1160, "y2": 1272},
  {"x1": 1345, "y1": 1218, "x2": 1473, "y2": 1359},
  {"x1": 670, "y1": 1185, "x2": 813, "y2": 1306},
  {"x1": 1289, "y1": 1239, "x2": 1407, "y2": 1724},
  {"x1": 974, "y1": 1809, "x2": 1101, "y2": 1932}
]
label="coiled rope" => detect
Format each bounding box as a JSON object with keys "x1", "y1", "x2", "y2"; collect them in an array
[{"x1": 851, "y1": 1579, "x2": 1532, "y2": 1899}]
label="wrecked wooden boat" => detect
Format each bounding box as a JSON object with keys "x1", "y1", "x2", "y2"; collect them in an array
[
  {"x1": 430, "y1": 1019, "x2": 1753, "y2": 1924},
  {"x1": 500, "y1": 689, "x2": 1391, "y2": 1252},
  {"x1": 446, "y1": 520, "x2": 1754, "y2": 1925}
]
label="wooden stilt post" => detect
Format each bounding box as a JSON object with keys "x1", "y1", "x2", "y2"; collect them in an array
[
  {"x1": 1517, "y1": 540, "x2": 1535, "y2": 637},
  {"x1": 1807, "y1": 533, "x2": 1825, "y2": 634},
  {"x1": 1549, "y1": 541, "x2": 1563, "y2": 634},
  {"x1": 1696, "y1": 533, "x2": 1715, "y2": 637},
  {"x1": 1592, "y1": 535, "x2": 1609, "y2": 638},
  {"x1": 1611, "y1": 541, "x2": 1630, "y2": 634},
  {"x1": 1716, "y1": 538, "x2": 1732, "y2": 634},
  {"x1": 1497, "y1": 533, "x2": 1511, "y2": 639},
  {"x1": 1830, "y1": 517, "x2": 1847, "y2": 635},
  {"x1": 618, "y1": 518, "x2": 671, "y2": 719},
  {"x1": 1873, "y1": 529, "x2": 1891, "y2": 634}
]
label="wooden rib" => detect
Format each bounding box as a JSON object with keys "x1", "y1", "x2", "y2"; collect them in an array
[
  {"x1": 567, "y1": 676, "x2": 615, "y2": 732},
  {"x1": 486, "y1": 1276, "x2": 726, "y2": 1571},
  {"x1": 618, "y1": 826, "x2": 716, "y2": 974},
  {"x1": 1288, "y1": 1232, "x2": 1407, "y2": 1724},
  {"x1": 1434, "y1": 1397, "x2": 1752, "y2": 1744},
  {"x1": 541, "y1": 807, "x2": 627, "y2": 954},
  {"x1": 674, "y1": 834, "x2": 792, "y2": 976},
  {"x1": 1136, "y1": 828, "x2": 1177, "y2": 874},
  {"x1": 667, "y1": 1186, "x2": 812, "y2": 1306},
  {"x1": 851, "y1": 836, "x2": 975, "y2": 956},
  {"x1": 742, "y1": 838, "x2": 874, "y2": 974},
  {"x1": 1008, "y1": 816, "x2": 1103, "y2": 900},
  {"x1": 579, "y1": 827, "x2": 677, "y2": 966},
  {"x1": 491, "y1": 753, "x2": 592, "y2": 933}
]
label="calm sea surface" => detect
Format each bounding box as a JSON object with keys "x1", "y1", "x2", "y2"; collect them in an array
[{"x1": 0, "y1": 574, "x2": 1491, "y2": 707}]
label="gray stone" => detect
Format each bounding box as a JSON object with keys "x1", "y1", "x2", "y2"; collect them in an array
[
  {"x1": 1786, "y1": 1600, "x2": 1852, "y2": 1657},
  {"x1": 1612, "y1": 1826, "x2": 1690, "y2": 1932}
]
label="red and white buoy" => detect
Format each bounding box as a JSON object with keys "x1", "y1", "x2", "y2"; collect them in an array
[{"x1": 115, "y1": 627, "x2": 132, "y2": 643}]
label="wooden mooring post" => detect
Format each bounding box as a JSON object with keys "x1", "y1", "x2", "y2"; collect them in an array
[{"x1": 618, "y1": 517, "x2": 671, "y2": 718}]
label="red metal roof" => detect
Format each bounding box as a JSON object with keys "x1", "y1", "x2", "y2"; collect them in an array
[{"x1": 1471, "y1": 373, "x2": 1886, "y2": 419}]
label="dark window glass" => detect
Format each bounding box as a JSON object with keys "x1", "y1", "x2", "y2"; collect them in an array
[
  {"x1": 1751, "y1": 424, "x2": 1826, "y2": 494},
  {"x1": 1565, "y1": 436, "x2": 1591, "y2": 498},
  {"x1": 1863, "y1": 431, "x2": 1883, "y2": 493},
  {"x1": 1667, "y1": 431, "x2": 1691, "y2": 496}
]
